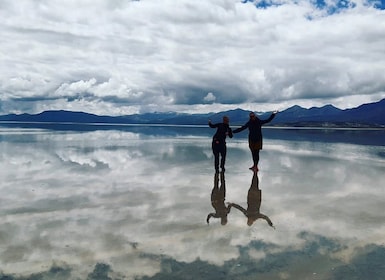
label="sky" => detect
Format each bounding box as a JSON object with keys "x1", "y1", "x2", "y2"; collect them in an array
[{"x1": 1, "y1": 0, "x2": 385, "y2": 116}]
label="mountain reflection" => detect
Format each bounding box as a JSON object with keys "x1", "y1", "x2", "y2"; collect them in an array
[
  {"x1": 206, "y1": 171, "x2": 231, "y2": 225},
  {"x1": 229, "y1": 171, "x2": 275, "y2": 228}
]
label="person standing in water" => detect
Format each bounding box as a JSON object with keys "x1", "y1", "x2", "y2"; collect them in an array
[
  {"x1": 209, "y1": 116, "x2": 233, "y2": 173},
  {"x1": 233, "y1": 111, "x2": 277, "y2": 172}
]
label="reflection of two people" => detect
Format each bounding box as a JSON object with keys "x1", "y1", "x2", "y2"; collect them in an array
[
  {"x1": 229, "y1": 171, "x2": 275, "y2": 228},
  {"x1": 206, "y1": 170, "x2": 274, "y2": 228},
  {"x1": 206, "y1": 171, "x2": 231, "y2": 226}
]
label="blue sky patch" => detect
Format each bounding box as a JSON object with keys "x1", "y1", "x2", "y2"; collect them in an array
[{"x1": 241, "y1": 0, "x2": 384, "y2": 11}]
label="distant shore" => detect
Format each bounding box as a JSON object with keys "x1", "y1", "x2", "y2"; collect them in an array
[{"x1": 1, "y1": 121, "x2": 384, "y2": 130}]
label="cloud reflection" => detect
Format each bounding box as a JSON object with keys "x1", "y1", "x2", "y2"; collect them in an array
[{"x1": 0, "y1": 127, "x2": 385, "y2": 279}]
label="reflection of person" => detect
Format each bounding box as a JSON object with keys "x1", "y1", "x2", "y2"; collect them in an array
[
  {"x1": 207, "y1": 171, "x2": 231, "y2": 225},
  {"x1": 233, "y1": 111, "x2": 277, "y2": 172},
  {"x1": 209, "y1": 116, "x2": 233, "y2": 172},
  {"x1": 229, "y1": 171, "x2": 274, "y2": 228}
]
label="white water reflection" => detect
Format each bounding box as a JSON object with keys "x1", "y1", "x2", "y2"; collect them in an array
[{"x1": 0, "y1": 126, "x2": 384, "y2": 279}]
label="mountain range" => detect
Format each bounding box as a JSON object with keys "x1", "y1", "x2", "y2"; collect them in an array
[{"x1": 0, "y1": 98, "x2": 384, "y2": 128}]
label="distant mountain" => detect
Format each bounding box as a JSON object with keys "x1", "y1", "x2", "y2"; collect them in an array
[
  {"x1": 340, "y1": 99, "x2": 385, "y2": 124},
  {"x1": 0, "y1": 99, "x2": 384, "y2": 128},
  {"x1": 270, "y1": 99, "x2": 385, "y2": 127}
]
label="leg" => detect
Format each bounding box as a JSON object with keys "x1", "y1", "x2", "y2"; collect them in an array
[
  {"x1": 249, "y1": 141, "x2": 261, "y2": 171},
  {"x1": 220, "y1": 145, "x2": 227, "y2": 171},
  {"x1": 214, "y1": 151, "x2": 220, "y2": 172},
  {"x1": 248, "y1": 141, "x2": 255, "y2": 167},
  {"x1": 212, "y1": 143, "x2": 220, "y2": 172},
  {"x1": 252, "y1": 149, "x2": 260, "y2": 167}
]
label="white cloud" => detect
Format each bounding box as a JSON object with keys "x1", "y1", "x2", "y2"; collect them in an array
[
  {"x1": 0, "y1": 0, "x2": 384, "y2": 115},
  {"x1": 204, "y1": 92, "x2": 217, "y2": 102}
]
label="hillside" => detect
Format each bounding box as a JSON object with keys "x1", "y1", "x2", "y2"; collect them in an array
[{"x1": 0, "y1": 99, "x2": 384, "y2": 128}]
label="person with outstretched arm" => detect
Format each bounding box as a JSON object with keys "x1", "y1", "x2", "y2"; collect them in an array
[
  {"x1": 233, "y1": 110, "x2": 277, "y2": 172},
  {"x1": 208, "y1": 116, "x2": 233, "y2": 172}
]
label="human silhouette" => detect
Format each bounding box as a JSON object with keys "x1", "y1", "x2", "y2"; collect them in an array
[
  {"x1": 228, "y1": 171, "x2": 274, "y2": 228},
  {"x1": 209, "y1": 116, "x2": 233, "y2": 172},
  {"x1": 207, "y1": 171, "x2": 231, "y2": 225},
  {"x1": 233, "y1": 111, "x2": 277, "y2": 172}
]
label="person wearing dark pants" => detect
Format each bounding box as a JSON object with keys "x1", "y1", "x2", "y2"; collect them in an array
[
  {"x1": 209, "y1": 116, "x2": 233, "y2": 172},
  {"x1": 233, "y1": 111, "x2": 277, "y2": 172}
]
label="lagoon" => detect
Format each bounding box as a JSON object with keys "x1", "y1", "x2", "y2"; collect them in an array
[{"x1": 0, "y1": 124, "x2": 384, "y2": 279}]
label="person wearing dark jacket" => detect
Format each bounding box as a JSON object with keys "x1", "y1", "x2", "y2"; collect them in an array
[
  {"x1": 209, "y1": 116, "x2": 233, "y2": 172},
  {"x1": 233, "y1": 111, "x2": 277, "y2": 172}
]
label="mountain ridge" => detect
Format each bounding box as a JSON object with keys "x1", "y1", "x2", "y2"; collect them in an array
[{"x1": 0, "y1": 99, "x2": 384, "y2": 128}]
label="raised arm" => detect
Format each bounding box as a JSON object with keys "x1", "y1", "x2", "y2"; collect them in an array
[
  {"x1": 208, "y1": 120, "x2": 218, "y2": 128},
  {"x1": 260, "y1": 112, "x2": 277, "y2": 125}
]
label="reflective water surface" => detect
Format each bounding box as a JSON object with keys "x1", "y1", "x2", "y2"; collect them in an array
[{"x1": 0, "y1": 125, "x2": 384, "y2": 279}]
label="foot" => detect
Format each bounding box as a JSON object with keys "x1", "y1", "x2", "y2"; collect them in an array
[{"x1": 249, "y1": 165, "x2": 259, "y2": 172}]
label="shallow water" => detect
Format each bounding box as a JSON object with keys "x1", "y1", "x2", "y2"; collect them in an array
[{"x1": 0, "y1": 125, "x2": 384, "y2": 279}]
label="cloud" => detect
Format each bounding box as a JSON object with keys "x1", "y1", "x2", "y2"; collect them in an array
[
  {"x1": 204, "y1": 92, "x2": 217, "y2": 102},
  {"x1": 0, "y1": 0, "x2": 384, "y2": 115}
]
